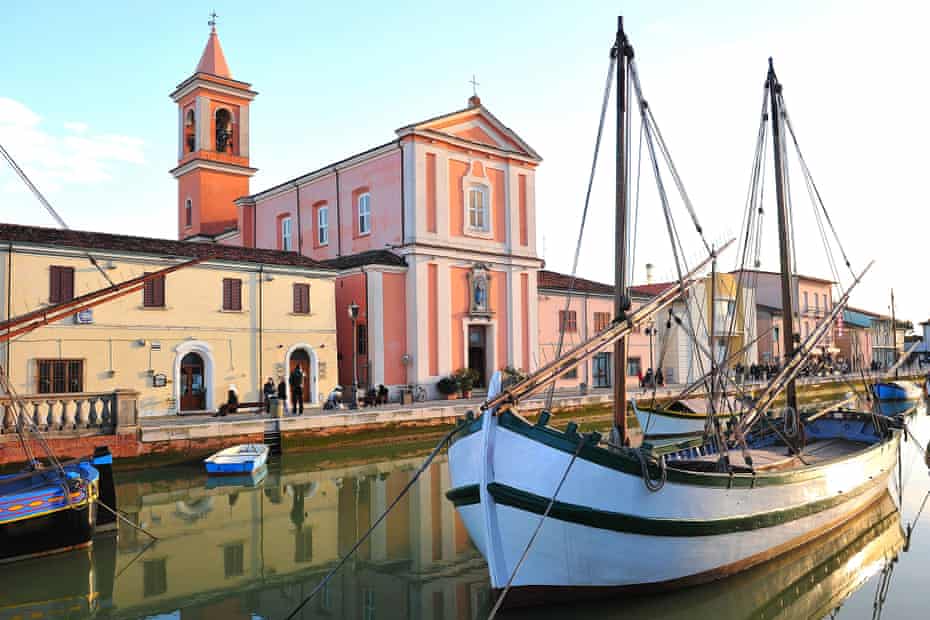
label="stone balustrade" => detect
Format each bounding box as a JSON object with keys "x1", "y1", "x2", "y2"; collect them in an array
[{"x1": 0, "y1": 390, "x2": 138, "y2": 436}]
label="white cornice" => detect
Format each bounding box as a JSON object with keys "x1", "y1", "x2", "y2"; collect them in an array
[
  {"x1": 170, "y1": 76, "x2": 258, "y2": 103},
  {"x1": 397, "y1": 128, "x2": 540, "y2": 164},
  {"x1": 247, "y1": 142, "x2": 400, "y2": 204},
  {"x1": 397, "y1": 243, "x2": 543, "y2": 269},
  {"x1": 170, "y1": 159, "x2": 257, "y2": 178}
]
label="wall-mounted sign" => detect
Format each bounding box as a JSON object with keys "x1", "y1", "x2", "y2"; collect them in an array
[
  {"x1": 151, "y1": 341, "x2": 162, "y2": 351},
  {"x1": 74, "y1": 309, "x2": 94, "y2": 324},
  {"x1": 152, "y1": 373, "x2": 168, "y2": 387}
]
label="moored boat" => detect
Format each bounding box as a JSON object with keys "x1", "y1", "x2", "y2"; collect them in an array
[
  {"x1": 0, "y1": 461, "x2": 100, "y2": 564},
  {"x1": 205, "y1": 443, "x2": 269, "y2": 474},
  {"x1": 872, "y1": 380, "x2": 922, "y2": 402},
  {"x1": 447, "y1": 17, "x2": 903, "y2": 609}
]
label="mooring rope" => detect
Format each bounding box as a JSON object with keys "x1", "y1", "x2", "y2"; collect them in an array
[
  {"x1": 285, "y1": 423, "x2": 461, "y2": 620},
  {"x1": 486, "y1": 436, "x2": 587, "y2": 620},
  {"x1": 97, "y1": 499, "x2": 159, "y2": 540}
]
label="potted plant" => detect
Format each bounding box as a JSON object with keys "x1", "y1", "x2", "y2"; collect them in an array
[
  {"x1": 454, "y1": 368, "x2": 480, "y2": 398},
  {"x1": 437, "y1": 376, "x2": 460, "y2": 400}
]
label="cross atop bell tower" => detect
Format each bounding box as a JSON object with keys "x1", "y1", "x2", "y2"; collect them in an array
[{"x1": 169, "y1": 18, "x2": 258, "y2": 241}]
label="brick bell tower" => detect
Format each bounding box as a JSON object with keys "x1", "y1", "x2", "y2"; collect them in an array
[{"x1": 170, "y1": 15, "x2": 257, "y2": 240}]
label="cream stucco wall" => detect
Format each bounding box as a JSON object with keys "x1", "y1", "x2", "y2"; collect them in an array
[{"x1": 0, "y1": 245, "x2": 337, "y2": 416}]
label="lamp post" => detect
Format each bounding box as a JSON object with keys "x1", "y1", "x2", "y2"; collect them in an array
[
  {"x1": 348, "y1": 301, "x2": 360, "y2": 409},
  {"x1": 644, "y1": 320, "x2": 656, "y2": 387}
]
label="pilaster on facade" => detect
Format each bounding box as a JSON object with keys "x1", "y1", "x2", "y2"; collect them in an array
[
  {"x1": 367, "y1": 270, "x2": 385, "y2": 386},
  {"x1": 436, "y1": 259, "x2": 453, "y2": 376}
]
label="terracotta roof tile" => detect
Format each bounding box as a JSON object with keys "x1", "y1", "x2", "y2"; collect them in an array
[
  {"x1": 196, "y1": 29, "x2": 231, "y2": 78},
  {"x1": 322, "y1": 250, "x2": 407, "y2": 270},
  {"x1": 539, "y1": 270, "x2": 674, "y2": 298},
  {"x1": 0, "y1": 223, "x2": 333, "y2": 271}
]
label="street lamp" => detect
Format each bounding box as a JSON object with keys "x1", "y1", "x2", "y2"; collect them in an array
[
  {"x1": 644, "y1": 320, "x2": 656, "y2": 387},
  {"x1": 348, "y1": 301, "x2": 360, "y2": 409}
]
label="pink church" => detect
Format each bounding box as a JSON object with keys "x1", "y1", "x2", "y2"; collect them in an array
[{"x1": 173, "y1": 26, "x2": 543, "y2": 397}]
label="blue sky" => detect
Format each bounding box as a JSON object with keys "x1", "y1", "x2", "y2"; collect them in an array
[{"x1": 1, "y1": 1, "x2": 928, "y2": 323}]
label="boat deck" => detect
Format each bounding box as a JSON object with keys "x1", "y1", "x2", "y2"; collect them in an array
[{"x1": 671, "y1": 438, "x2": 870, "y2": 473}]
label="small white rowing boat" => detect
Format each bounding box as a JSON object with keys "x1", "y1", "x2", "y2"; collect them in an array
[{"x1": 204, "y1": 444, "x2": 269, "y2": 474}]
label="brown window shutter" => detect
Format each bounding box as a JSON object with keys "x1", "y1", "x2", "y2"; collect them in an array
[
  {"x1": 293, "y1": 284, "x2": 300, "y2": 313},
  {"x1": 62, "y1": 267, "x2": 74, "y2": 302},
  {"x1": 50, "y1": 267, "x2": 61, "y2": 303},
  {"x1": 233, "y1": 279, "x2": 241, "y2": 310},
  {"x1": 303, "y1": 285, "x2": 310, "y2": 313},
  {"x1": 222, "y1": 279, "x2": 231, "y2": 310},
  {"x1": 155, "y1": 275, "x2": 165, "y2": 307},
  {"x1": 143, "y1": 273, "x2": 153, "y2": 306},
  {"x1": 223, "y1": 278, "x2": 242, "y2": 311}
]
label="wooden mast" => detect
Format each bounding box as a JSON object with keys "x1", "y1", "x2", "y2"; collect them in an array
[
  {"x1": 767, "y1": 58, "x2": 798, "y2": 415},
  {"x1": 613, "y1": 16, "x2": 633, "y2": 444},
  {"x1": 890, "y1": 288, "x2": 898, "y2": 378}
]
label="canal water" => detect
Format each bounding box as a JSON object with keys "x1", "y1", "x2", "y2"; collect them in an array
[{"x1": 2, "y1": 403, "x2": 929, "y2": 620}]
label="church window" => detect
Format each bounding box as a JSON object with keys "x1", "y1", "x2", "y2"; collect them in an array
[
  {"x1": 281, "y1": 216, "x2": 293, "y2": 251},
  {"x1": 358, "y1": 193, "x2": 371, "y2": 235},
  {"x1": 185, "y1": 199, "x2": 192, "y2": 228},
  {"x1": 215, "y1": 108, "x2": 233, "y2": 153},
  {"x1": 318, "y1": 206, "x2": 329, "y2": 245},
  {"x1": 467, "y1": 185, "x2": 489, "y2": 233}
]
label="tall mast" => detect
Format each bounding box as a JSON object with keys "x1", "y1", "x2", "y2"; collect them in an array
[
  {"x1": 890, "y1": 288, "x2": 898, "y2": 378},
  {"x1": 613, "y1": 16, "x2": 633, "y2": 444},
  {"x1": 767, "y1": 58, "x2": 798, "y2": 414}
]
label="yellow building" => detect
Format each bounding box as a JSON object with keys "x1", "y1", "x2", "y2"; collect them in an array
[{"x1": 0, "y1": 223, "x2": 337, "y2": 416}]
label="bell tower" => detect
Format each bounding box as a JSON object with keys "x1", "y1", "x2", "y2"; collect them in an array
[{"x1": 170, "y1": 15, "x2": 257, "y2": 240}]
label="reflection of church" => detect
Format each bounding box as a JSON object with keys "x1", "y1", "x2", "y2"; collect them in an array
[
  {"x1": 109, "y1": 455, "x2": 488, "y2": 619},
  {"x1": 173, "y1": 23, "x2": 542, "y2": 397}
]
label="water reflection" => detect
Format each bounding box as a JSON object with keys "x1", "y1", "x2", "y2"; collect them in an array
[{"x1": 0, "y1": 404, "x2": 928, "y2": 620}]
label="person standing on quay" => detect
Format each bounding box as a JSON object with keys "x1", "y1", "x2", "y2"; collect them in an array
[
  {"x1": 290, "y1": 366, "x2": 304, "y2": 415},
  {"x1": 263, "y1": 377, "x2": 275, "y2": 413}
]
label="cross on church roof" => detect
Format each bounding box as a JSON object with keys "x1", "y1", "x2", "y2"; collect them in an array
[
  {"x1": 208, "y1": 10, "x2": 218, "y2": 32},
  {"x1": 469, "y1": 74, "x2": 480, "y2": 96}
]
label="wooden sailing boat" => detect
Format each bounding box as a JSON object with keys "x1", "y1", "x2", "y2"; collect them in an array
[
  {"x1": 873, "y1": 289, "x2": 922, "y2": 401},
  {"x1": 446, "y1": 18, "x2": 900, "y2": 607}
]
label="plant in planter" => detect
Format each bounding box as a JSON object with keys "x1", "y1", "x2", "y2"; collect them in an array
[
  {"x1": 502, "y1": 366, "x2": 528, "y2": 388},
  {"x1": 437, "y1": 376, "x2": 460, "y2": 400},
  {"x1": 453, "y1": 368, "x2": 480, "y2": 398}
]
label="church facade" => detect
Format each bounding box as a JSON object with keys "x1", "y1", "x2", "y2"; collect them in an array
[{"x1": 173, "y1": 26, "x2": 543, "y2": 396}]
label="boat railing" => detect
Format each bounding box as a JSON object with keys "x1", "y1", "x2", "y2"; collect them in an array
[{"x1": 0, "y1": 391, "x2": 118, "y2": 435}]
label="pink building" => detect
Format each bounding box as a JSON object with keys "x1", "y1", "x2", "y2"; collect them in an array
[
  {"x1": 732, "y1": 270, "x2": 837, "y2": 363},
  {"x1": 173, "y1": 26, "x2": 542, "y2": 396},
  {"x1": 537, "y1": 271, "x2": 654, "y2": 390}
]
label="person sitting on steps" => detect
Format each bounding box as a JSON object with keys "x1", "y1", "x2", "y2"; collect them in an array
[{"x1": 214, "y1": 385, "x2": 239, "y2": 417}]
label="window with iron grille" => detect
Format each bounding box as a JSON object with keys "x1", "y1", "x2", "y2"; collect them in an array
[
  {"x1": 143, "y1": 274, "x2": 166, "y2": 308},
  {"x1": 223, "y1": 543, "x2": 244, "y2": 578},
  {"x1": 293, "y1": 283, "x2": 311, "y2": 314},
  {"x1": 49, "y1": 265, "x2": 74, "y2": 304},
  {"x1": 222, "y1": 278, "x2": 242, "y2": 311},
  {"x1": 594, "y1": 312, "x2": 611, "y2": 333},
  {"x1": 559, "y1": 310, "x2": 578, "y2": 332},
  {"x1": 37, "y1": 359, "x2": 84, "y2": 394},
  {"x1": 357, "y1": 323, "x2": 368, "y2": 355}
]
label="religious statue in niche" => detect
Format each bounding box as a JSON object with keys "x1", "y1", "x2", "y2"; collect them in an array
[{"x1": 468, "y1": 265, "x2": 491, "y2": 317}]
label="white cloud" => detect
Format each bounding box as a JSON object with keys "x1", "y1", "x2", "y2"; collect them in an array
[
  {"x1": 0, "y1": 97, "x2": 145, "y2": 193},
  {"x1": 63, "y1": 121, "x2": 88, "y2": 133}
]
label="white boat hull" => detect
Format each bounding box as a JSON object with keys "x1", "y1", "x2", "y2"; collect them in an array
[
  {"x1": 632, "y1": 400, "x2": 720, "y2": 440},
  {"x1": 447, "y1": 411, "x2": 898, "y2": 604}
]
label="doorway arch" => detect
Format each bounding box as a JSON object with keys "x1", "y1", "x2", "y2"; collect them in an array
[
  {"x1": 174, "y1": 341, "x2": 215, "y2": 413},
  {"x1": 284, "y1": 343, "x2": 319, "y2": 407}
]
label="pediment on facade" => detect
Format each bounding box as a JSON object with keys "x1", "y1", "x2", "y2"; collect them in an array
[{"x1": 399, "y1": 106, "x2": 541, "y2": 161}]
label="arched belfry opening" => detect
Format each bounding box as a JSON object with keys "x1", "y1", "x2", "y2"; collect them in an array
[
  {"x1": 185, "y1": 109, "x2": 196, "y2": 153},
  {"x1": 215, "y1": 108, "x2": 232, "y2": 152}
]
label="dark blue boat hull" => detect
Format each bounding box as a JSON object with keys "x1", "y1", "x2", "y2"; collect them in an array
[{"x1": 0, "y1": 495, "x2": 96, "y2": 563}]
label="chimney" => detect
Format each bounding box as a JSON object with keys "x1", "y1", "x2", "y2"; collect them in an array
[{"x1": 645, "y1": 263, "x2": 654, "y2": 284}]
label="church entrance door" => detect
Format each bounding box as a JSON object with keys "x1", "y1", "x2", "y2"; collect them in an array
[{"x1": 467, "y1": 326, "x2": 487, "y2": 388}]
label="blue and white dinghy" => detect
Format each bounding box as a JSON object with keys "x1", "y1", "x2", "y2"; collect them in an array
[{"x1": 204, "y1": 444, "x2": 269, "y2": 475}]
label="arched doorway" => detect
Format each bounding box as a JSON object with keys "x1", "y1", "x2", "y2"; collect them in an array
[
  {"x1": 179, "y1": 352, "x2": 206, "y2": 411},
  {"x1": 289, "y1": 350, "x2": 311, "y2": 404},
  {"x1": 284, "y1": 344, "x2": 318, "y2": 406}
]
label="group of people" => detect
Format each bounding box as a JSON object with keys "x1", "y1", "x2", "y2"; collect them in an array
[
  {"x1": 733, "y1": 363, "x2": 781, "y2": 383},
  {"x1": 214, "y1": 366, "x2": 308, "y2": 417},
  {"x1": 638, "y1": 367, "x2": 664, "y2": 389}
]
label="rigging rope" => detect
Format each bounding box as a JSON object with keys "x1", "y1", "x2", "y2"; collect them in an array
[
  {"x1": 0, "y1": 142, "x2": 116, "y2": 288},
  {"x1": 543, "y1": 52, "x2": 617, "y2": 412},
  {"x1": 486, "y1": 436, "x2": 587, "y2": 619}
]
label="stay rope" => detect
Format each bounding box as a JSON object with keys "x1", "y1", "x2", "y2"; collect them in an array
[{"x1": 543, "y1": 52, "x2": 616, "y2": 412}]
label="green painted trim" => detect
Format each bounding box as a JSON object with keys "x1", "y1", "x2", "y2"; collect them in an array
[
  {"x1": 486, "y1": 476, "x2": 884, "y2": 536},
  {"x1": 636, "y1": 406, "x2": 731, "y2": 420},
  {"x1": 445, "y1": 484, "x2": 480, "y2": 507},
  {"x1": 496, "y1": 410, "x2": 895, "y2": 489}
]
